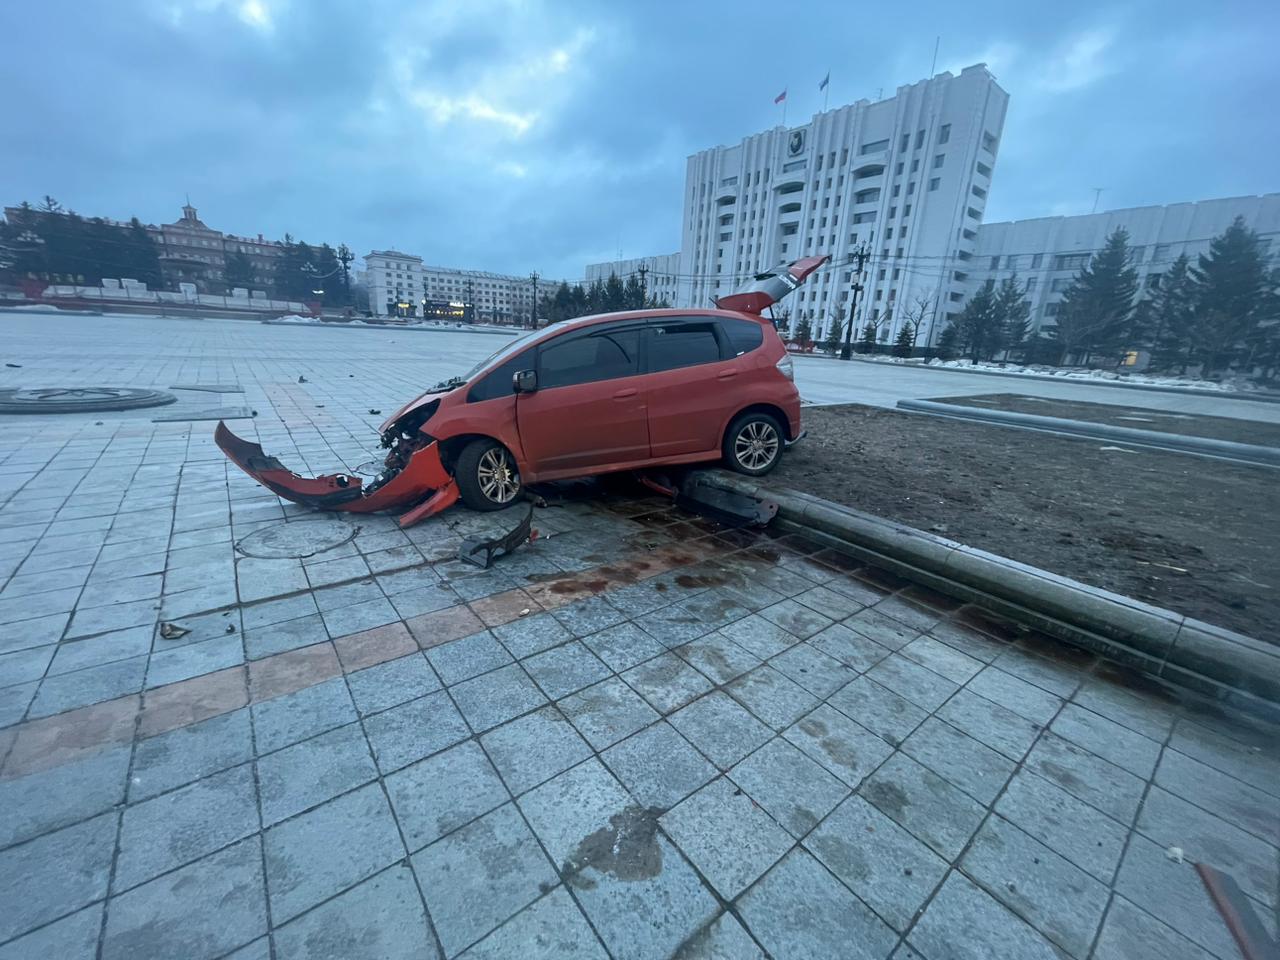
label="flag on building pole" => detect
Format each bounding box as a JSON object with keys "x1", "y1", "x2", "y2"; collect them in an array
[
  {"x1": 774, "y1": 87, "x2": 788, "y2": 126},
  {"x1": 819, "y1": 71, "x2": 830, "y2": 111},
  {"x1": 774, "y1": 88, "x2": 787, "y2": 104}
]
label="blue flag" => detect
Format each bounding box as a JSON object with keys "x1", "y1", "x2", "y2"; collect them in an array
[{"x1": 819, "y1": 72, "x2": 830, "y2": 91}]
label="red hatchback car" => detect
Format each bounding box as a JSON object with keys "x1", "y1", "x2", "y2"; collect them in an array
[{"x1": 216, "y1": 256, "x2": 825, "y2": 526}]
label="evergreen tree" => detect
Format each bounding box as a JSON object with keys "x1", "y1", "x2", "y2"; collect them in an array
[
  {"x1": 994, "y1": 275, "x2": 1031, "y2": 355},
  {"x1": 794, "y1": 316, "x2": 813, "y2": 347},
  {"x1": 892, "y1": 325, "x2": 915, "y2": 357},
  {"x1": 1141, "y1": 254, "x2": 1195, "y2": 372},
  {"x1": 859, "y1": 321, "x2": 878, "y2": 354},
  {"x1": 954, "y1": 284, "x2": 1004, "y2": 361},
  {"x1": 1050, "y1": 227, "x2": 1138, "y2": 365},
  {"x1": 821, "y1": 317, "x2": 843, "y2": 354},
  {"x1": 586, "y1": 279, "x2": 606, "y2": 314},
  {"x1": 1188, "y1": 217, "x2": 1275, "y2": 376},
  {"x1": 124, "y1": 218, "x2": 161, "y2": 287},
  {"x1": 569, "y1": 283, "x2": 588, "y2": 317},
  {"x1": 935, "y1": 324, "x2": 959, "y2": 360},
  {"x1": 603, "y1": 273, "x2": 626, "y2": 312},
  {"x1": 225, "y1": 251, "x2": 254, "y2": 290},
  {"x1": 623, "y1": 274, "x2": 646, "y2": 309}
]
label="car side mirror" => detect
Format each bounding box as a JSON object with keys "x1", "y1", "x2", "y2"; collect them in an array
[{"x1": 513, "y1": 369, "x2": 538, "y2": 393}]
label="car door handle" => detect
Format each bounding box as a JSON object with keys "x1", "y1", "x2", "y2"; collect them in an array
[
  {"x1": 717, "y1": 370, "x2": 738, "y2": 380},
  {"x1": 613, "y1": 388, "x2": 638, "y2": 399}
]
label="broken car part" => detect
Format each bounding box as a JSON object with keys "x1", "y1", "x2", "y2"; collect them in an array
[{"x1": 457, "y1": 503, "x2": 538, "y2": 569}]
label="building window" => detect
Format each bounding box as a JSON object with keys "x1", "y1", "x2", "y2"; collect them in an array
[
  {"x1": 982, "y1": 131, "x2": 998, "y2": 154},
  {"x1": 855, "y1": 188, "x2": 880, "y2": 204},
  {"x1": 972, "y1": 185, "x2": 987, "y2": 199},
  {"x1": 938, "y1": 123, "x2": 951, "y2": 144},
  {"x1": 928, "y1": 178, "x2": 940, "y2": 191},
  {"x1": 915, "y1": 129, "x2": 925, "y2": 149},
  {"x1": 910, "y1": 158, "x2": 920, "y2": 172},
  {"x1": 990, "y1": 256, "x2": 1001, "y2": 269},
  {"x1": 892, "y1": 184, "x2": 900, "y2": 198},
  {"x1": 900, "y1": 133, "x2": 910, "y2": 152},
  {"x1": 976, "y1": 161, "x2": 992, "y2": 177},
  {"x1": 860, "y1": 139, "x2": 889, "y2": 154},
  {"x1": 907, "y1": 182, "x2": 916, "y2": 194},
  {"x1": 933, "y1": 154, "x2": 945, "y2": 169}
]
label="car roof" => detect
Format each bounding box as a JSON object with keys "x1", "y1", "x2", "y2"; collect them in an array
[{"x1": 545, "y1": 307, "x2": 768, "y2": 334}]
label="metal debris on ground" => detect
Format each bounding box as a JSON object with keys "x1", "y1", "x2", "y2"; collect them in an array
[
  {"x1": 458, "y1": 503, "x2": 538, "y2": 569},
  {"x1": 368, "y1": 408, "x2": 382, "y2": 415},
  {"x1": 158, "y1": 622, "x2": 190, "y2": 640},
  {"x1": 298, "y1": 375, "x2": 308, "y2": 383}
]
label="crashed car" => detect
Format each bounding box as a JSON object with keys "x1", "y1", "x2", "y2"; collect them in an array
[{"x1": 216, "y1": 255, "x2": 828, "y2": 527}]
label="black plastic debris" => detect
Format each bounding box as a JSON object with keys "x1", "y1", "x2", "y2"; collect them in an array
[
  {"x1": 676, "y1": 471, "x2": 778, "y2": 527},
  {"x1": 458, "y1": 503, "x2": 537, "y2": 569}
]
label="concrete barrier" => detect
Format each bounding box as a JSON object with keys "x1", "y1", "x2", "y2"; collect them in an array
[{"x1": 702, "y1": 470, "x2": 1280, "y2": 722}]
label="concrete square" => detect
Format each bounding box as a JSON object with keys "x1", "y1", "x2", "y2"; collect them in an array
[
  {"x1": 550, "y1": 595, "x2": 628, "y2": 638},
  {"x1": 412, "y1": 803, "x2": 557, "y2": 957},
  {"x1": 601, "y1": 720, "x2": 717, "y2": 811},
  {"x1": 794, "y1": 584, "x2": 868, "y2": 621},
  {"x1": 114, "y1": 763, "x2": 258, "y2": 891},
  {"x1": 968, "y1": 666, "x2": 1063, "y2": 725},
  {"x1": 251, "y1": 676, "x2": 357, "y2": 754},
  {"x1": 581, "y1": 621, "x2": 666, "y2": 672},
  {"x1": 899, "y1": 635, "x2": 985, "y2": 683},
  {"x1": 321, "y1": 597, "x2": 399, "y2": 637},
  {"x1": 804, "y1": 795, "x2": 948, "y2": 932},
  {"x1": 729, "y1": 737, "x2": 849, "y2": 838},
  {"x1": 0, "y1": 904, "x2": 101, "y2": 960},
  {"x1": 455, "y1": 887, "x2": 607, "y2": 960},
  {"x1": 860, "y1": 752, "x2": 986, "y2": 860},
  {"x1": 492, "y1": 612, "x2": 571, "y2": 659},
  {"x1": 272, "y1": 864, "x2": 439, "y2": 960},
  {"x1": 347, "y1": 652, "x2": 441, "y2": 716},
  {"x1": 264, "y1": 782, "x2": 405, "y2": 923},
  {"x1": 0, "y1": 743, "x2": 129, "y2": 847},
  {"x1": 757, "y1": 598, "x2": 833, "y2": 639},
  {"x1": 243, "y1": 613, "x2": 329, "y2": 661},
  {"x1": 522, "y1": 640, "x2": 611, "y2": 699},
  {"x1": 669, "y1": 691, "x2": 772, "y2": 770},
  {"x1": 363, "y1": 690, "x2": 470, "y2": 772},
  {"x1": 783, "y1": 703, "x2": 894, "y2": 787},
  {"x1": 725, "y1": 664, "x2": 819, "y2": 730},
  {"x1": 717, "y1": 614, "x2": 800, "y2": 659},
  {"x1": 808, "y1": 622, "x2": 891, "y2": 672},
  {"x1": 901, "y1": 716, "x2": 1016, "y2": 805},
  {"x1": 1093, "y1": 897, "x2": 1218, "y2": 960},
  {"x1": 767, "y1": 641, "x2": 852, "y2": 697},
  {"x1": 101, "y1": 837, "x2": 267, "y2": 960},
  {"x1": 1154, "y1": 747, "x2": 1279, "y2": 846},
  {"x1": 738, "y1": 848, "x2": 897, "y2": 960},
  {"x1": 1026, "y1": 732, "x2": 1146, "y2": 825},
  {"x1": 621, "y1": 652, "x2": 712, "y2": 715},
  {"x1": 28, "y1": 654, "x2": 147, "y2": 718},
  {"x1": 426, "y1": 630, "x2": 512, "y2": 685},
  {"x1": 257, "y1": 721, "x2": 377, "y2": 826},
  {"x1": 146, "y1": 633, "x2": 244, "y2": 688},
  {"x1": 673, "y1": 632, "x2": 761, "y2": 685},
  {"x1": 387, "y1": 739, "x2": 511, "y2": 850},
  {"x1": 909, "y1": 872, "x2": 1061, "y2": 960},
  {"x1": 866, "y1": 654, "x2": 959, "y2": 711},
  {"x1": 450, "y1": 663, "x2": 547, "y2": 732},
  {"x1": 481, "y1": 703, "x2": 592, "y2": 794},
  {"x1": 827, "y1": 675, "x2": 928, "y2": 747},
  {"x1": 844, "y1": 607, "x2": 921, "y2": 650},
  {"x1": 936, "y1": 688, "x2": 1043, "y2": 760},
  {"x1": 47, "y1": 625, "x2": 152, "y2": 676}
]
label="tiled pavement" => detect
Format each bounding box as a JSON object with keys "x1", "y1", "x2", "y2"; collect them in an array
[{"x1": 1, "y1": 313, "x2": 1278, "y2": 959}]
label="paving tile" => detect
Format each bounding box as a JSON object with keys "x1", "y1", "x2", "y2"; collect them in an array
[
  {"x1": 1092, "y1": 897, "x2": 1217, "y2": 960},
  {"x1": 456, "y1": 887, "x2": 607, "y2": 960},
  {"x1": 580, "y1": 621, "x2": 665, "y2": 672},
  {"x1": 962, "y1": 815, "x2": 1110, "y2": 957},
  {"x1": 407, "y1": 604, "x2": 488, "y2": 650},
  {"x1": 994, "y1": 646, "x2": 1086, "y2": 698},
  {"x1": 860, "y1": 752, "x2": 986, "y2": 860},
  {"x1": 757, "y1": 598, "x2": 833, "y2": 639},
  {"x1": 306, "y1": 553, "x2": 373, "y2": 589},
  {"x1": 247, "y1": 642, "x2": 341, "y2": 702},
  {"x1": 1137, "y1": 785, "x2": 1279, "y2": 908},
  {"x1": 522, "y1": 640, "x2": 611, "y2": 699},
  {"x1": 558, "y1": 676, "x2": 659, "y2": 750},
  {"x1": 426, "y1": 630, "x2": 512, "y2": 685},
  {"x1": 767, "y1": 641, "x2": 852, "y2": 697},
  {"x1": 1025, "y1": 731, "x2": 1146, "y2": 825},
  {"x1": 1049, "y1": 703, "x2": 1162, "y2": 778},
  {"x1": 794, "y1": 584, "x2": 869, "y2": 621},
  {"x1": 241, "y1": 594, "x2": 319, "y2": 633},
  {"x1": 332, "y1": 620, "x2": 417, "y2": 672},
  {"x1": 782, "y1": 702, "x2": 894, "y2": 787},
  {"x1": 146, "y1": 633, "x2": 244, "y2": 688},
  {"x1": 251, "y1": 676, "x2": 356, "y2": 754},
  {"x1": 807, "y1": 622, "x2": 891, "y2": 672},
  {"x1": 78, "y1": 573, "x2": 162, "y2": 609},
  {"x1": 516, "y1": 758, "x2": 633, "y2": 865},
  {"x1": 321, "y1": 597, "x2": 399, "y2": 636},
  {"x1": 1154, "y1": 747, "x2": 1279, "y2": 846},
  {"x1": 1168, "y1": 718, "x2": 1280, "y2": 797},
  {"x1": 936, "y1": 688, "x2": 1043, "y2": 760},
  {"x1": 114, "y1": 763, "x2": 259, "y2": 891},
  {"x1": 715, "y1": 613, "x2": 799, "y2": 659},
  {"x1": 479, "y1": 702, "x2": 588, "y2": 794},
  {"x1": 450, "y1": 662, "x2": 547, "y2": 733},
  {"x1": 470, "y1": 588, "x2": 542, "y2": 628},
  {"x1": 101, "y1": 836, "x2": 267, "y2": 960},
  {"x1": 738, "y1": 848, "x2": 897, "y2": 960},
  {"x1": 550, "y1": 595, "x2": 628, "y2": 638},
  {"x1": 0, "y1": 612, "x2": 67, "y2": 657},
  {"x1": 412, "y1": 802, "x2": 558, "y2": 957},
  {"x1": 901, "y1": 716, "x2": 1016, "y2": 805},
  {"x1": 1116, "y1": 832, "x2": 1254, "y2": 960},
  {"x1": 729, "y1": 737, "x2": 849, "y2": 838},
  {"x1": 387, "y1": 739, "x2": 511, "y2": 850},
  {"x1": 873, "y1": 595, "x2": 942, "y2": 633},
  {"x1": 0, "y1": 812, "x2": 117, "y2": 943},
  {"x1": 139, "y1": 664, "x2": 246, "y2": 736},
  {"x1": 866, "y1": 653, "x2": 960, "y2": 711},
  {"x1": 47, "y1": 625, "x2": 152, "y2": 676},
  {"x1": 908, "y1": 872, "x2": 1061, "y2": 960},
  {"x1": 347, "y1": 652, "x2": 441, "y2": 716},
  {"x1": 843, "y1": 607, "x2": 920, "y2": 650},
  {"x1": 264, "y1": 782, "x2": 405, "y2": 923},
  {"x1": 968, "y1": 666, "x2": 1063, "y2": 725},
  {"x1": 257, "y1": 721, "x2": 377, "y2": 826},
  {"x1": 364, "y1": 690, "x2": 470, "y2": 772},
  {"x1": 672, "y1": 632, "x2": 761, "y2": 686},
  {"x1": 995, "y1": 769, "x2": 1128, "y2": 882},
  {"x1": 28, "y1": 654, "x2": 148, "y2": 718},
  {"x1": 827, "y1": 675, "x2": 928, "y2": 747},
  {"x1": 0, "y1": 679, "x2": 37, "y2": 727},
  {"x1": 670, "y1": 691, "x2": 772, "y2": 770},
  {"x1": 635, "y1": 599, "x2": 719, "y2": 647},
  {"x1": 899, "y1": 634, "x2": 986, "y2": 683},
  {"x1": 661, "y1": 777, "x2": 793, "y2": 899},
  {"x1": 0, "y1": 903, "x2": 102, "y2": 960},
  {"x1": 804, "y1": 795, "x2": 948, "y2": 932},
  {"x1": 620, "y1": 652, "x2": 712, "y2": 714},
  {"x1": 725, "y1": 663, "x2": 819, "y2": 730},
  {"x1": 601, "y1": 720, "x2": 717, "y2": 811},
  {"x1": 272, "y1": 863, "x2": 439, "y2": 960},
  {"x1": 0, "y1": 742, "x2": 129, "y2": 850},
  {"x1": 389, "y1": 582, "x2": 461, "y2": 620}
]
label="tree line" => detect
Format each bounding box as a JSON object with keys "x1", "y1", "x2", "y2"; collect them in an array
[
  {"x1": 942, "y1": 218, "x2": 1279, "y2": 379},
  {"x1": 537, "y1": 273, "x2": 671, "y2": 323}
]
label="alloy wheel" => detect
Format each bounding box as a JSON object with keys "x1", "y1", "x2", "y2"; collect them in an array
[
  {"x1": 477, "y1": 447, "x2": 521, "y2": 503},
  {"x1": 735, "y1": 421, "x2": 779, "y2": 470}
]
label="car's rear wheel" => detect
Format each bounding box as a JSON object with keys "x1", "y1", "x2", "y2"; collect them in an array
[
  {"x1": 456, "y1": 439, "x2": 522, "y2": 510},
  {"x1": 723, "y1": 412, "x2": 783, "y2": 476}
]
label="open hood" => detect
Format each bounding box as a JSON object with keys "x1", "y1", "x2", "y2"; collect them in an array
[{"x1": 713, "y1": 255, "x2": 830, "y2": 314}]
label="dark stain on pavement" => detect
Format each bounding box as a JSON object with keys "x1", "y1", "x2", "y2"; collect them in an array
[
  {"x1": 561, "y1": 805, "x2": 665, "y2": 890},
  {"x1": 863, "y1": 779, "x2": 911, "y2": 818}
]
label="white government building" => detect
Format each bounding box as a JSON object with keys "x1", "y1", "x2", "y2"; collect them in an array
[
  {"x1": 364, "y1": 250, "x2": 555, "y2": 322},
  {"x1": 589, "y1": 63, "x2": 1011, "y2": 346}
]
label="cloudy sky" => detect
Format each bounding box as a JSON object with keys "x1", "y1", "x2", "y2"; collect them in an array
[{"x1": 2, "y1": 0, "x2": 1275, "y2": 279}]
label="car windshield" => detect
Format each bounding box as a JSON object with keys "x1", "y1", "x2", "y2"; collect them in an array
[{"x1": 458, "y1": 320, "x2": 571, "y2": 381}]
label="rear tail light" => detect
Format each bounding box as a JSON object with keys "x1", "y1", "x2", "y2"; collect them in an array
[{"x1": 776, "y1": 354, "x2": 794, "y2": 381}]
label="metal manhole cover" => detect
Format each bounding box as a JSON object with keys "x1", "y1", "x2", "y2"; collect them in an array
[
  {"x1": 236, "y1": 517, "x2": 361, "y2": 559},
  {"x1": 0, "y1": 387, "x2": 178, "y2": 414}
]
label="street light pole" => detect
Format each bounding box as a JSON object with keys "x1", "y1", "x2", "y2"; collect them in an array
[
  {"x1": 529, "y1": 271, "x2": 539, "y2": 329},
  {"x1": 840, "y1": 244, "x2": 869, "y2": 361}
]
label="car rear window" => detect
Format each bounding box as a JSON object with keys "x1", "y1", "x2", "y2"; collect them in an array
[
  {"x1": 647, "y1": 323, "x2": 722, "y2": 372},
  {"x1": 721, "y1": 317, "x2": 765, "y2": 356}
]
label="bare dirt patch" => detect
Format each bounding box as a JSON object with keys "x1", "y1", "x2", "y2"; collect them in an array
[{"x1": 775, "y1": 404, "x2": 1279, "y2": 641}]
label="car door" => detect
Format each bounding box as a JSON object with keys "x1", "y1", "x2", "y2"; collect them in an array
[
  {"x1": 642, "y1": 319, "x2": 738, "y2": 458},
  {"x1": 514, "y1": 324, "x2": 649, "y2": 476}
]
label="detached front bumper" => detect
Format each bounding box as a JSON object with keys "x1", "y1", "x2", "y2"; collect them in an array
[{"x1": 214, "y1": 422, "x2": 459, "y2": 527}]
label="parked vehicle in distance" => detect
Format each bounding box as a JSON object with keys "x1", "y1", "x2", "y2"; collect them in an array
[{"x1": 215, "y1": 256, "x2": 827, "y2": 525}]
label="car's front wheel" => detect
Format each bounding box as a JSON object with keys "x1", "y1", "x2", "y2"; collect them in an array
[
  {"x1": 455, "y1": 439, "x2": 522, "y2": 510},
  {"x1": 723, "y1": 412, "x2": 783, "y2": 476}
]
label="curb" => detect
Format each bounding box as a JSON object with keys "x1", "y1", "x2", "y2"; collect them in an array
[
  {"x1": 260, "y1": 320, "x2": 518, "y2": 337},
  {"x1": 896, "y1": 399, "x2": 1280, "y2": 468},
  {"x1": 703, "y1": 470, "x2": 1280, "y2": 722},
  {"x1": 794, "y1": 353, "x2": 1280, "y2": 405}
]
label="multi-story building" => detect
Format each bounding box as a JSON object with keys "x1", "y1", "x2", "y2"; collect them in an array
[
  {"x1": 967, "y1": 194, "x2": 1280, "y2": 337},
  {"x1": 588, "y1": 64, "x2": 1009, "y2": 345},
  {"x1": 365, "y1": 250, "x2": 425, "y2": 318},
  {"x1": 584, "y1": 252, "x2": 681, "y2": 305},
  {"x1": 421, "y1": 266, "x2": 545, "y2": 325}
]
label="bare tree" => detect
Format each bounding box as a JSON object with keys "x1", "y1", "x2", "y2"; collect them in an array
[{"x1": 900, "y1": 291, "x2": 936, "y2": 348}]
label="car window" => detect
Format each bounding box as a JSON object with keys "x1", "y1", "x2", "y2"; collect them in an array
[
  {"x1": 646, "y1": 322, "x2": 722, "y2": 372},
  {"x1": 467, "y1": 353, "x2": 526, "y2": 402},
  {"x1": 538, "y1": 328, "x2": 640, "y2": 389},
  {"x1": 721, "y1": 317, "x2": 764, "y2": 356}
]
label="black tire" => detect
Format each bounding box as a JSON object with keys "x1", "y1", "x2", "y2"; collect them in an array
[
  {"x1": 723, "y1": 412, "x2": 784, "y2": 476},
  {"x1": 455, "y1": 439, "x2": 522, "y2": 511}
]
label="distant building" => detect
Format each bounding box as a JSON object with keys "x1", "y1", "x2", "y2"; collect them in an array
[
  {"x1": 422, "y1": 266, "x2": 545, "y2": 325},
  {"x1": 585, "y1": 64, "x2": 1010, "y2": 346},
  {"x1": 967, "y1": 194, "x2": 1280, "y2": 337},
  {"x1": 584, "y1": 252, "x2": 681, "y2": 304},
  {"x1": 365, "y1": 250, "x2": 425, "y2": 317}
]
